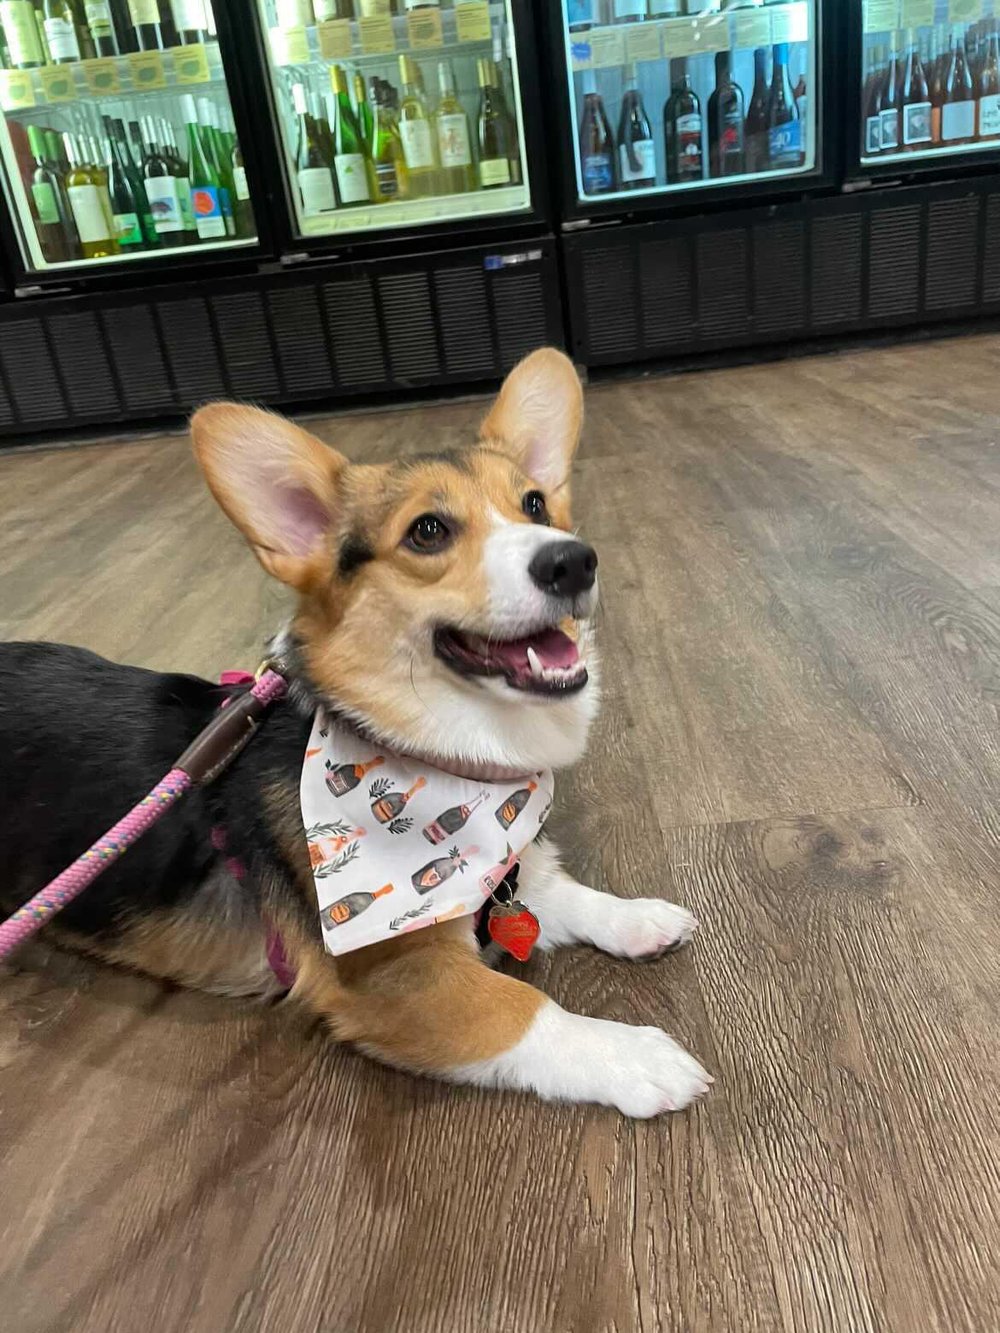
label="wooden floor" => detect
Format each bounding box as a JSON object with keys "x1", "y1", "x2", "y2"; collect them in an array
[{"x1": 2, "y1": 335, "x2": 1000, "y2": 1332}]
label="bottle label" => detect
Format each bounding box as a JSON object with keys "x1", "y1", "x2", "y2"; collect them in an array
[
  {"x1": 566, "y1": 0, "x2": 593, "y2": 25},
  {"x1": 191, "y1": 184, "x2": 226, "y2": 238},
  {"x1": 879, "y1": 107, "x2": 899, "y2": 151},
  {"x1": 675, "y1": 112, "x2": 703, "y2": 179},
  {"x1": 618, "y1": 138, "x2": 655, "y2": 183},
  {"x1": 865, "y1": 114, "x2": 881, "y2": 155},
  {"x1": 233, "y1": 164, "x2": 250, "y2": 200},
  {"x1": 941, "y1": 99, "x2": 975, "y2": 142},
  {"x1": 400, "y1": 119, "x2": 435, "y2": 170},
  {"x1": 437, "y1": 112, "x2": 472, "y2": 168},
  {"x1": 768, "y1": 118, "x2": 802, "y2": 166},
  {"x1": 85, "y1": 1, "x2": 112, "y2": 37},
  {"x1": 374, "y1": 160, "x2": 399, "y2": 198},
  {"x1": 144, "y1": 176, "x2": 182, "y2": 232},
  {"x1": 31, "y1": 180, "x2": 59, "y2": 225},
  {"x1": 719, "y1": 115, "x2": 743, "y2": 165},
  {"x1": 1, "y1": 0, "x2": 44, "y2": 64},
  {"x1": 43, "y1": 16, "x2": 81, "y2": 60},
  {"x1": 335, "y1": 153, "x2": 370, "y2": 203},
  {"x1": 480, "y1": 156, "x2": 512, "y2": 187},
  {"x1": 978, "y1": 93, "x2": 1000, "y2": 138},
  {"x1": 113, "y1": 211, "x2": 143, "y2": 245},
  {"x1": 127, "y1": 0, "x2": 159, "y2": 23},
  {"x1": 404, "y1": 0, "x2": 440, "y2": 8},
  {"x1": 298, "y1": 165, "x2": 337, "y2": 214},
  {"x1": 903, "y1": 100, "x2": 932, "y2": 145},
  {"x1": 68, "y1": 183, "x2": 112, "y2": 244}
]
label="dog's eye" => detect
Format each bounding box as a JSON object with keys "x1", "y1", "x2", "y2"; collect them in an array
[
  {"x1": 522, "y1": 490, "x2": 549, "y2": 524},
  {"x1": 406, "y1": 513, "x2": 452, "y2": 553}
]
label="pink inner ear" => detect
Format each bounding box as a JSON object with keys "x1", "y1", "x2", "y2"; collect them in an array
[{"x1": 268, "y1": 482, "x2": 329, "y2": 556}]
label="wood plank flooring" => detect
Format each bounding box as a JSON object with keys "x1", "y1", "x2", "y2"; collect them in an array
[{"x1": 2, "y1": 334, "x2": 1000, "y2": 1332}]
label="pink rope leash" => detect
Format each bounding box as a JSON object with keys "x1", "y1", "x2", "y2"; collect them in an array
[{"x1": 0, "y1": 669, "x2": 287, "y2": 963}]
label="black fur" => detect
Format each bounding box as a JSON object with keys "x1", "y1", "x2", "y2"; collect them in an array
[{"x1": 337, "y1": 534, "x2": 374, "y2": 579}]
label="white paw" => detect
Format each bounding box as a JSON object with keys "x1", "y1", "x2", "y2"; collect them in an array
[
  {"x1": 599, "y1": 1022, "x2": 713, "y2": 1118},
  {"x1": 596, "y1": 898, "x2": 699, "y2": 960}
]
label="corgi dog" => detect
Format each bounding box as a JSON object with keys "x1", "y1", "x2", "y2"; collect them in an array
[{"x1": 0, "y1": 350, "x2": 710, "y2": 1118}]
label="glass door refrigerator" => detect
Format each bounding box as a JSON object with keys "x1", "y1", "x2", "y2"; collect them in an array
[{"x1": 0, "y1": 1, "x2": 272, "y2": 289}]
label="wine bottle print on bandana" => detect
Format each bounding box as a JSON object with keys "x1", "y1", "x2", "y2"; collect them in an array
[
  {"x1": 411, "y1": 844, "x2": 480, "y2": 894},
  {"x1": 323, "y1": 883, "x2": 394, "y2": 929},
  {"x1": 496, "y1": 780, "x2": 538, "y2": 829},
  {"x1": 370, "y1": 775, "x2": 427, "y2": 832},
  {"x1": 422, "y1": 790, "x2": 490, "y2": 844},
  {"x1": 325, "y1": 754, "x2": 384, "y2": 796}
]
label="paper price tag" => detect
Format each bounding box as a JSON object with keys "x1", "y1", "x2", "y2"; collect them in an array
[
  {"x1": 770, "y1": 2, "x2": 810, "y2": 44},
  {"x1": 173, "y1": 42, "x2": 210, "y2": 84},
  {"x1": 128, "y1": 51, "x2": 167, "y2": 89},
  {"x1": 82, "y1": 57, "x2": 120, "y2": 95},
  {"x1": 731, "y1": 10, "x2": 771, "y2": 50},
  {"x1": 407, "y1": 8, "x2": 443, "y2": 48},
  {"x1": 0, "y1": 70, "x2": 35, "y2": 110},
  {"x1": 900, "y1": 0, "x2": 934, "y2": 24},
  {"x1": 588, "y1": 27, "x2": 625, "y2": 67},
  {"x1": 625, "y1": 24, "x2": 662, "y2": 64},
  {"x1": 358, "y1": 14, "x2": 395, "y2": 53},
  {"x1": 269, "y1": 24, "x2": 310, "y2": 64},
  {"x1": 454, "y1": 1, "x2": 491, "y2": 43},
  {"x1": 862, "y1": 0, "x2": 900, "y2": 32},
  {"x1": 949, "y1": 0, "x2": 982, "y2": 20},
  {"x1": 39, "y1": 66, "x2": 76, "y2": 102},
  {"x1": 661, "y1": 17, "x2": 700, "y2": 59},
  {"x1": 318, "y1": 18, "x2": 352, "y2": 58},
  {"x1": 696, "y1": 14, "x2": 730, "y2": 54}
]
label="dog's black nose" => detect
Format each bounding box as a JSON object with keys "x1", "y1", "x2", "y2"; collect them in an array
[{"x1": 529, "y1": 540, "x2": 598, "y2": 599}]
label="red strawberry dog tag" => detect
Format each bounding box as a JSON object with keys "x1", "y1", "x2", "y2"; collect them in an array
[{"x1": 488, "y1": 900, "x2": 540, "y2": 961}]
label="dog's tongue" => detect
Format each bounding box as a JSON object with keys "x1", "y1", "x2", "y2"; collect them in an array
[{"x1": 489, "y1": 627, "x2": 580, "y2": 671}]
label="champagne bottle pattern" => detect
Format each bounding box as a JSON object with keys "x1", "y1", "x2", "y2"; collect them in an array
[
  {"x1": 370, "y1": 775, "x2": 427, "y2": 825},
  {"x1": 323, "y1": 883, "x2": 394, "y2": 929},
  {"x1": 480, "y1": 843, "x2": 518, "y2": 895},
  {"x1": 495, "y1": 781, "x2": 537, "y2": 830},
  {"x1": 308, "y1": 826, "x2": 366, "y2": 869},
  {"x1": 412, "y1": 845, "x2": 480, "y2": 894},
  {"x1": 422, "y1": 790, "x2": 489, "y2": 845},
  {"x1": 325, "y1": 754, "x2": 384, "y2": 796}
]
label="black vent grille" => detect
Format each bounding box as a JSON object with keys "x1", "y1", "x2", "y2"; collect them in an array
[
  {"x1": 810, "y1": 214, "x2": 863, "y2": 328},
  {"x1": 213, "y1": 291, "x2": 280, "y2": 400},
  {"x1": 983, "y1": 194, "x2": 1000, "y2": 304},
  {"x1": 753, "y1": 219, "x2": 806, "y2": 336},
  {"x1": 640, "y1": 236, "x2": 695, "y2": 351},
  {"x1": 267, "y1": 286, "x2": 332, "y2": 398},
  {"x1": 697, "y1": 229, "x2": 749, "y2": 340},
  {"x1": 0, "y1": 320, "x2": 64, "y2": 423},
  {"x1": 378, "y1": 272, "x2": 441, "y2": 382},
  {"x1": 434, "y1": 267, "x2": 494, "y2": 377},
  {"x1": 868, "y1": 204, "x2": 921, "y2": 318},
  {"x1": 582, "y1": 246, "x2": 638, "y2": 358},
  {"x1": 100, "y1": 306, "x2": 173, "y2": 413},
  {"x1": 324, "y1": 275, "x2": 385, "y2": 388},
  {"x1": 0, "y1": 362, "x2": 13, "y2": 427},
  {"x1": 494, "y1": 269, "x2": 548, "y2": 368},
  {"x1": 156, "y1": 298, "x2": 225, "y2": 407},
  {"x1": 46, "y1": 311, "x2": 118, "y2": 418},
  {"x1": 924, "y1": 195, "x2": 979, "y2": 312}
]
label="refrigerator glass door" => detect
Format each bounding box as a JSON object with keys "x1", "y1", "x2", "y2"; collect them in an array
[
  {"x1": 561, "y1": 1, "x2": 819, "y2": 206},
  {"x1": 0, "y1": 1, "x2": 258, "y2": 275},
  {"x1": 255, "y1": 0, "x2": 531, "y2": 239},
  {"x1": 860, "y1": 1, "x2": 1000, "y2": 167}
]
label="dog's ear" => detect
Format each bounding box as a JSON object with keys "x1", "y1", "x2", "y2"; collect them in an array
[
  {"x1": 479, "y1": 348, "x2": 583, "y2": 496},
  {"x1": 191, "y1": 403, "x2": 346, "y2": 592}
]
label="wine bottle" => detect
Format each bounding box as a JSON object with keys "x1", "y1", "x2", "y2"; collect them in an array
[
  {"x1": 369, "y1": 77, "x2": 406, "y2": 201},
  {"x1": 495, "y1": 780, "x2": 537, "y2": 830},
  {"x1": 877, "y1": 34, "x2": 901, "y2": 153},
  {"x1": 63, "y1": 133, "x2": 118, "y2": 259},
  {"x1": 900, "y1": 28, "x2": 931, "y2": 150},
  {"x1": 371, "y1": 775, "x2": 427, "y2": 824},
  {"x1": 477, "y1": 56, "x2": 515, "y2": 189},
  {"x1": 140, "y1": 116, "x2": 186, "y2": 246},
  {"x1": 398, "y1": 54, "x2": 438, "y2": 197},
  {"x1": 229, "y1": 121, "x2": 254, "y2": 238},
  {"x1": 767, "y1": 42, "x2": 804, "y2": 168},
  {"x1": 708, "y1": 49, "x2": 746, "y2": 177},
  {"x1": 308, "y1": 826, "x2": 366, "y2": 868},
  {"x1": 861, "y1": 44, "x2": 883, "y2": 156},
  {"x1": 293, "y1": 80, "x2": 337, "y2": 215},
  {"x1": 42, "y1": 127, "x2": 81, "y2": 253},
  {"x1": 180, "y1": 93, "x2": 225, "y2": 240},
  {"x1": 84, "y1": 0, "x2": 117, "y2": 51},
  {"x1": 104, "y1": 122, "x2": 145, "y2": 251},
  {"x1": 663, "y1": 57, "x2": 703, "y2": 184},
  {"x1": 942, "y1": 23, "x2": 975, "y2": 145},
  {"x1": 979, "y1": 22, "x2": 1000, "y2": 141},
  {"x1": 110, "y1": 116, "x2": 156, "y2": 245},
  {"x1": 42, "y1": 0, "x2": 82, "y2": 62},
  {"x1": 27, "y1": 124, "x2": 73, "y2": 262},
  {"x1": 197, "y1": 96, "x2": 235, "y2": 235},
  {"x1": 330, "y1": 63, "x2": 371, "y2": 205},
  {"x1": 745, "y1": 47, "x2": 770, "y2": 172},
  {"x1": 612, "y1": 0, "x2": 644, "y2": 23},
  {"x1": 616, "y1": 63, "x2": 656, "y2": 190},
  {"x1": 170, "y1": 0, "x2": 206, "y2": 42},
  {"x1": 422, "y1": 790, "x2": 489, "y2": 845},
  {"x1": 353, "y1": 69, "x2": 374, "y2": 147},
  {"x1": 1, "y1": 0, "x2": 46, "y2": 67},
  {"x1": 567, "y1": 0, "x2": 593, "y2": 33},
  {"x1": 325, "y1": 753, "x2": 384, "y2": 796},
  {"x1": 322, "y1": 883, "x2": 393, "y2": 929},
  {"x1": 127, "y1": 0, "x2": 160, "y2": 48},
  {"x1": 158, "y1": 116, "x2": 197, "y2": 242},
  {"x1": 434, "y1": 60, "x2": 474, "y2": 194},
  {"x1": 84, "y1": 135, "x2": 118, "y2": 240},
  {"x1": 411, "y1": 844, "x2": 479, "y2": 894}
]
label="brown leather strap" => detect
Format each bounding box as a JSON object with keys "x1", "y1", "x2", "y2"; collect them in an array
[{"x1": 176, "y1": 691, "x2": 271, "y2": 785}]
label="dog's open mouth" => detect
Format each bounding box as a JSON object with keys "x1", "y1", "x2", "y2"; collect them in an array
[{"x1": 434, "y1": 625, "x2": 588, "y2": 695}]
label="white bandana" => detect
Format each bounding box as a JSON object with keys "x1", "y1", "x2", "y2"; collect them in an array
[{"x1": 300, "y1": 710, "x2": 554, "y2": 956}]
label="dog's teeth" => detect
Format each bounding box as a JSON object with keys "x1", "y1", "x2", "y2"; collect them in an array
[{"x1": 527, "y1": 647, "x2": 543, "y2": 679}]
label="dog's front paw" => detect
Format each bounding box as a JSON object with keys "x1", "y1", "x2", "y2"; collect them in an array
[
  {"x1": 594, "y1": 898, "x2": 699, "y2": 960},
  {"x1": 600, "y1": 1023, "x2": 713, "y2": 1117}
]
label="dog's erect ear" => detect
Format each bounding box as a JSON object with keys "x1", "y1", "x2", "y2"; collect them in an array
[
  {"x1": 191, "y1": 403, "x2": 346, "y2": 591},
  {"x1": 479, "y1": 348, "x2": 583, "y2": 495}
]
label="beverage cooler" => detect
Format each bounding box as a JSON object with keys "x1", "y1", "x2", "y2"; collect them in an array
[{"x1": 0, "y1": 0, "x2": 560, "y2": 440}]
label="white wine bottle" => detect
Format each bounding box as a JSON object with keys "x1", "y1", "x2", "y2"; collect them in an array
[
  {"x1": 292, "y1": 81, "x2": 337, "y2": 215},
  {"x1": 435, "y1": 60, "x2": 475, "y2": 194},
  {"x1": 0, "y1": 0, "x2": 46, "y2": 68},
  {"x1": 42, "y1": 0, "x2": 82, "y2": 63},
  {"x1": 63, "y1": 134, "x2": 119, "y2": 260},
  {"x1": 398, "y1": 54, "x2": 439, "y2": 198}
]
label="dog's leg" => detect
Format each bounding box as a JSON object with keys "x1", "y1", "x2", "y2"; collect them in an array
[
  {"x1": 517, "y1": 838, "x2": 698, "y2": 959},
  {"x1": 288, "y1": 921, "x2": 710, "y2": 1117}
]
